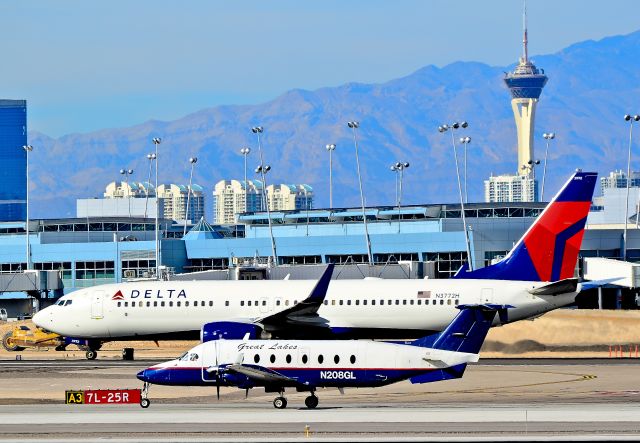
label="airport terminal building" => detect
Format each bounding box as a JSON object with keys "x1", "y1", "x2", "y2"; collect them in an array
[{"x1": 0, "y1": 188, "x2": 639, "y2": 316}]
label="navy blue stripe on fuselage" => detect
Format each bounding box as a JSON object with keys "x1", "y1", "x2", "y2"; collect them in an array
[{"x1": 138, "y1": 366, "x2": 435, "y2": 388}]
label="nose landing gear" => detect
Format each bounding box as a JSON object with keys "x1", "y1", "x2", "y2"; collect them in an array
[
  {"x1": 140, "y1": 382, "x2": 150, "y2": 408},
  {"x1": 273, "y1": 396, "x2": 287, "y2": 409}
]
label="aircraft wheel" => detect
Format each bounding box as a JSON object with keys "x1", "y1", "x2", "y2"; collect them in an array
[
  {"x1": 86, "y1": 349, "x2": 98, "y2": 360},
  {"x1": 140, "y1": 398, "x2": 150, "y2": 408},
  {"x1": 304, "y1": 395, "x2": 318, "y2": 409},
  {"x1": 273, "y1": 396, "x2": 287, "y2": 409},
  {"x1": 2, "y1": 332, "x2": 25, "y2": 352}
]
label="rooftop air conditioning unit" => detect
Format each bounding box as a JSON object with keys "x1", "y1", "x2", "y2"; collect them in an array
[{"x1": 123, "y1": 270, "x2": 136, "y2": 279}]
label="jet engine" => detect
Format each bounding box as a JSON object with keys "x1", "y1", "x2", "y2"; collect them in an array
[{"x1": 201, "y1": 321, "x2": 262, "y2": 342}]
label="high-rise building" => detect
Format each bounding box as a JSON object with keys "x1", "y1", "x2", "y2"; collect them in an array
[
  {"x1": 213, "y1": 180, "x2": 264, "y2": 225},
  {"x1": 484, "y1": 174, "x2": 538, "y2": 203},
  {"x1": 503, "y1": 4, "x2": 548, "y2": 175},
  {"x1": 0, "y1": 100, "x2": 27, "y2": 221},
  {"x1": 266, "y1": 184, "x2": 314, "y2": 211},
  {"x1": 600, "y1": 170, "x2": 640, "y2": 194},
  {"x1": 157, "y1": 184, "x2": 205, "y2": 223},
  {"x1": 104, "y1": 181, "x2": 153, "y2": 198}
]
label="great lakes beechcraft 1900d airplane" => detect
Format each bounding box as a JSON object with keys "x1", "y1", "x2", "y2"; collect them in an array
[
  {"x1": 137, "y1": 304, "x2": 500, "y2": 409},
  {"x1": 34, "y1": 171, "x2": 598, "y2": 360}
]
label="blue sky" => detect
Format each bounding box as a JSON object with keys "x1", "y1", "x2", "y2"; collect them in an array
[{"x1": 3, "y1": 0, "x2": 640, "y2": 137}]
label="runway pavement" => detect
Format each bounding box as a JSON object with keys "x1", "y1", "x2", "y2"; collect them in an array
[
  {"x1": 1, "y1": 359, "x2": 639, "y2": 440},
  {"x1": 1, "y1": 403, "x2": 640, "y2": 441}
]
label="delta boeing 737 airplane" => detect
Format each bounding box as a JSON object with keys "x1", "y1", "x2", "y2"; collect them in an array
[
  {"x1": 137, "y1": 304, "x2": 500, "y2": 409},
  {"x1": 33, "y1": 171, "x2": 597, "y2": 360}
]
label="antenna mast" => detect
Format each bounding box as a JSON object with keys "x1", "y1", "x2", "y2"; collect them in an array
[{"x1": 522, "y1": 0, "x2": 529, "y2": 62}]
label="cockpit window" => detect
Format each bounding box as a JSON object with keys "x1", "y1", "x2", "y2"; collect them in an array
[
  {"x1": 189, "y1": 353, "x2": 199, "y2": 361},
  {"x1": 56, "y1": 300, "x2": 65, "y2": 306},
  {"x1": 65, "y1": 300, "x2": 73, "y2": 306},
  {"x1": 178, "y1": 352, "x2": 189, "y2": 361}
]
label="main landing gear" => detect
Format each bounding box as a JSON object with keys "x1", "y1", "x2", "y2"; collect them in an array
[
  {"x1": 304, "y1": 394, "x2": 319, "y2": 409},
  {"x1": 271, "y1": 389, "x2": 319, "y2": 409}
]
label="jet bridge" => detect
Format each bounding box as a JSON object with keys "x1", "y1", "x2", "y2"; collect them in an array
[
  {"x1": 583, "y1": 258, "x2": 640, "y2": 289},
  {"x1": 0, "y1": 270, "x2": 64, "y2": 298},
  {"x1": 583, "y1": 258, "x2": 640, "y2": 309}
]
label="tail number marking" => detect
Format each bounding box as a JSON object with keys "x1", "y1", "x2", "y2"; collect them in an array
[{"x1": 320, "y1": 371, "x2": 356, "y2": 380}]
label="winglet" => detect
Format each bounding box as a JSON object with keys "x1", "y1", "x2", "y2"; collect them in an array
[
  {"x1": 256, "y1": 264, "x2": 334, "y2": 328},
  {"x1": 307, "y1": 263, "x2": 335, "y2": 304}
]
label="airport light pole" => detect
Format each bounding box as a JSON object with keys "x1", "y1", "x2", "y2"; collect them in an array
[
  {"x1": 184, "y1": 157, "x2": 198, "y2": 237},
  {"x1": 522, "y1": 159, "x2": 540, "y2": 180},
  {"x1": 438, "y1": 122, "x2": 473, "y2": 271},
  {"x1": 252, "y1": 125, "x2": 278, "y2": 265},
  {"x1": 395, "y1": 162, "x2": 410, "y2": 234},
  {"x1": 255, "y1": 164, "x2": 278, "y2": 265},
  {"x1": 240, "y1": 147, "x2": 251, "y2": 212},
  {"x1": 152, "y1": 137, "x2": 162, "y2": 279},
  {"x1": 304, "y1": 185, "x2": 310, "y2": 237},
  {"x1": 119, "y1": 168, "x2": 134, "y2": 218},
  {"x1": 541, "y1": 132, "x2": 555, "y2": 201},
  {"x1": 347, "y1": 121, "x2": 373, "y2": 266},
  {"x1": 326, "y1": 144, "x2": 336, "y2": 208},
  {"x1": 459, "y1": 136, "x2": 471, "y2": 203},
  {"x1": 22, "y1": 145, "x2": 33, "y2": 270},
  {"x1": 623, "y1": 114, "x2": 640, "y2": 261},
  {"x1": 390, "y1": 164, "x2": 399, "y2": 205},
  {"x1": 521, "y1": 159, "x2": 541, "y2": 201},
  {"x1": 144, "y1": 153, "x2": 156, "y2": 218}
]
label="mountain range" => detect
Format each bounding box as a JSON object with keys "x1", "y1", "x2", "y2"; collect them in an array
[{"x1": 28, "y1": 29, "x2": 640, "y2": 219}]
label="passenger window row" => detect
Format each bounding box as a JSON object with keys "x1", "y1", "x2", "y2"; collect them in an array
[
  {"x1": 240, "y1": 300, "x2": 268, "y2": 307},
  {"x1": 117, "y1": 300, "x2": 215, "y2": 308},
  {"x1": 116, "y1": 298, "x2": 458, "y2": 309},
  {"x1": 322, "y1": 298, "x2": 459, "y2": 306},
  {"x1": 253, "y1": 353, "x2": 357, "y2": 365}
]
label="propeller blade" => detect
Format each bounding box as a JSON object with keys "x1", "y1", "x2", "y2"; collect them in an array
[
  {"x1": 245, "y1": 388, "x2": 249, "y2": 399},
  {"x1": 216, "y1": 372, "x2": 221, "y2": 400}
]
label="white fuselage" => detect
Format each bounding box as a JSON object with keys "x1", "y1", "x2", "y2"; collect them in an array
[
  {"x1": 33, "y1": 278, "x2": 576, "y2": 340},
  {"x1": 143, "y1": 338, "x2": 477, "y2": 388}
]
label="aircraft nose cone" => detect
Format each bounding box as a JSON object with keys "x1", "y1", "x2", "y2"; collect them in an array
[
  {"x1": 32, "y1": 309, "x2": 46, "y2": 327},
  {"x1": 137, "y1": 370, "x2": 148, "y2": 382}
]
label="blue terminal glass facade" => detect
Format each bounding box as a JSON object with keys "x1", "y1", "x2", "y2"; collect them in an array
[{"x1": 0, "y1": 100, "x2": 27, "y2": 222}]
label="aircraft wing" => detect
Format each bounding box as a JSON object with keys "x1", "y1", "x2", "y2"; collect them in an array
[
  {"x1": 528, "y1": 278, "x2": 579, "y2": 296},
  {"x1": 226, "y1": 363, "x2": 305, "y2": 386},
  {"x1": 255, "y1": 264, "x2": 334, "y2": 330}
]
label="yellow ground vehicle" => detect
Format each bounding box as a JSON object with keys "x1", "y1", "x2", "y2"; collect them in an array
[{"x1": 2, "y1": 325, "x2": 65, "y2": 352}]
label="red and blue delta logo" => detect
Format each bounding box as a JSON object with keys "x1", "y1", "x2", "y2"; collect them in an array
[{"x1": 112, "y1": 290, "x2": 125, "y2": 301}]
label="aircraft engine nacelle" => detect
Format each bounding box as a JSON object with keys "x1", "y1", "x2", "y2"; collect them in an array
[{"x1": 201, "y1": 321, "x2": 262, "y2": 342}]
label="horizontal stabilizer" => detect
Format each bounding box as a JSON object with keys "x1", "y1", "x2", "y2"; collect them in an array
[
  {"x1": 412, "y1": 305, "x2": 499, "y2": 354},
  {"x1": 410, "y1": 363, "x2": 467, "y2": 384},
  {"x1": 528, "y1": 278, "x2": 579, "y2": 296}
]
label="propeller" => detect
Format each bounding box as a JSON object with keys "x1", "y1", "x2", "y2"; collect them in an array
[
  {"x1": 215, "y1": 344, "x2": 220, "y2": 400},
  {"x1": 205, "y1": 349, "x2": 246, "y2": 400}
]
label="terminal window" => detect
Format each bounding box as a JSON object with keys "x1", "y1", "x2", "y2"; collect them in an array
[{"x1": 75, "y1": 261, "x2": 115, "y2": 287}]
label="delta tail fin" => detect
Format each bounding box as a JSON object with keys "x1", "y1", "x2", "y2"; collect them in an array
[{"x1": 454, "y1": 171, "x2": 597, "y2": 282}]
